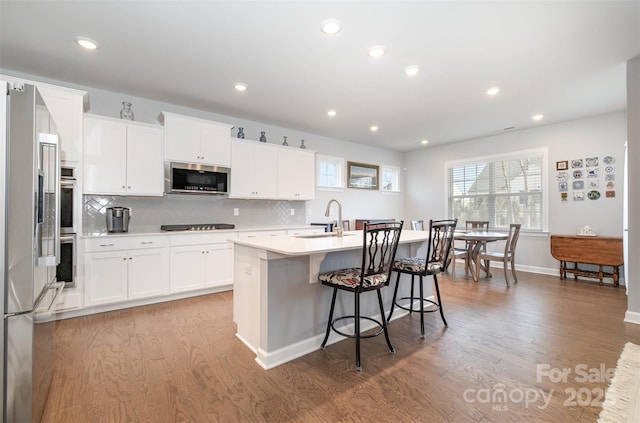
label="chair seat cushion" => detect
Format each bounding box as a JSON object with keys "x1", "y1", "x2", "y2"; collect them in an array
[
  {"x1": 318, "y1": 268, "x2": 388, "y2": 288},
  {"x1": 393, "y1": 257, "x2": 443, "y2": 274}
]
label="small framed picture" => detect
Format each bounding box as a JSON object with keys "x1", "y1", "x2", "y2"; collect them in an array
[
  {"x1": 606, "y1": 191, "x2": 616, "y2": 198},
  {"x1": 573, "y1": 191, "x2": 585, "y2": 201},
  {"x1": 561, "y1": 192, "x2": 568, "y2": 201},
  {"x1": 572, "y1": 180, "x2": 584, "y2": 190},
  {"x1": 571, "y1": 159, "x2": 583, "y2": 168},
  {"x1": 573, "y1": 170, "x2": 583, "y2": 179},
  {"x1": 556, "y1": 160, "x2": 568, "y2": 171},
  {"x1": 558, "y1": 182, "x2": 568, "y2": 192}
]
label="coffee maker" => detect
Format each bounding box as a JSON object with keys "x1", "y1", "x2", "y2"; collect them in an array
[{"x1": 106, "y1": 207, "x2": 131, "y2": 233}]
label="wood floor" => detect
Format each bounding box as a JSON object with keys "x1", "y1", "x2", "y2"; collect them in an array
[{"x1": 42, "y1": 270, "x2": 639, "y2": 422}]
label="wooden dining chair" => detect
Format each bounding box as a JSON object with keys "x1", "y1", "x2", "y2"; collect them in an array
[
  {"x1": 448, "y1": 220, "x2": 490, "y2": 275},
  {"x1": 476, "y1": 223, "x2": 521, "y2": 287},
  {"x1": 410, "y1": 220, "x2": 424, "y2": 231},
  {"x1": 318, "y1": 221, "x2": 404, "y2": 371}
]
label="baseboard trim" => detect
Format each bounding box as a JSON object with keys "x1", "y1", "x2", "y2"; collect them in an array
[
  {"x1": 252, "y1": 299, "x2": 423, "y2": 370},
  {"x1": 54, "y1": 284, "x2": 233, "y2": 320},
  {"x1": 624, "y1": 310, "x2": 640, "y2": 325}
]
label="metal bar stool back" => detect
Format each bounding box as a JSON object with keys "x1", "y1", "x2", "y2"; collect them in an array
[
  {"x1": 388, "y1": 219, "x2": 458, "y2": 337},
  {"x1": 318, "y1": 220, "x2": 404, "y2": 371}
]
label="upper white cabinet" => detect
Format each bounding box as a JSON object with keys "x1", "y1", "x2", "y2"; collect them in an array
[
  {"x1": 37, "y1": 85, "x2": 87, "y2": 162},
  {"x1": 84, "y1": 115, "x2": 163, "y2": 196},
  {"x1": 230, "y1": 140, "x2": 278, "y2": 199},
  {"x1": 277, "y1": 148, "x2": 315, "y2": 200},
  {"x1": 1, "y1": 75, "x2": 89, "y2": 163},
  {"x1": 158, "y1": 112, "x2": 233, "y2": 167},
  {"x1": 230, "y1": 140, "x2": 315, "y2": 200}
]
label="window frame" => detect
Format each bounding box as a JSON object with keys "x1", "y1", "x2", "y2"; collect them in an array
[
  {"x1": 444, "y1": 148, "x2": 549, "y2": 232},
  {"x1": 380, "y1": 164, "x2": 401, "y2": 193},
  {"x1": 316, "y1": 154, "x2": 345, "y2": 190}
]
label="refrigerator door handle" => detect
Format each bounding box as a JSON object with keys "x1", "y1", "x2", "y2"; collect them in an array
[{"x1": 35, "y1": 133, "x2": 60, "y2": 267}]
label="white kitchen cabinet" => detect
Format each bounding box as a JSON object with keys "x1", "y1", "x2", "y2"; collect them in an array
[
  {"x1": 169, "y1": 231, "x2": 235, "y2": 293},
  {"x1": 84, "y1": 236, "x2": 169, "y2": 306},
  {"x1": 169, "y1": 244, "x2": 233, "y2": 292},
  {"x1": 229, "y1": 140, "x2": 278, "y2": 199},
  {"x1": 277, "y1": 148, "x2": 316, "y2": 200},
  {"x1": 83, "y1": 115, "x2": 163, "y2": 196},
  {"x1": 37, "y1": 85, "x2": 87, "y2": 162},
  {"x1": 1, "y1": 75, "x2": 88, "y2": 163},
  {"x1": 159, "y1": 112, "x2": 233, "y2": 167},
  {"x1": 85, "y1": 250, "x2": 128, "y2": 306},
  {"x1": 230, "y1": 140, "x2": 315, "y2": 200}
]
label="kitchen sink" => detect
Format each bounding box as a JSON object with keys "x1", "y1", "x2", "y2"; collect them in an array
[{"x1": 293, "y1": 232, "x2": 356, "y2": 239}]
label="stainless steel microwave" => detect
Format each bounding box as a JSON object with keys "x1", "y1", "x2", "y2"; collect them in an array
[{"x1": 166, "y1": 162, "x2": 230, "y2": 194}]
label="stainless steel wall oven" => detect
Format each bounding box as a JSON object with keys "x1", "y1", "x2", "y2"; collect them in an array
[
  {"x1": 56, "y1": 234, "x2": 76, "y2": 287},
  {"x1": 60, "y1": 166, "x2": 76, "y2": 234}
]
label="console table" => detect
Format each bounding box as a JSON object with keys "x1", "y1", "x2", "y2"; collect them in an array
[{"x1": 549, "y1": 235, "x2": 623, "y2": 286}]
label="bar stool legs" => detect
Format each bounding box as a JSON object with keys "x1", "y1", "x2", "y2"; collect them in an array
[{"x1": 387, "y1": 272, "x2": 448, "y2": 338}]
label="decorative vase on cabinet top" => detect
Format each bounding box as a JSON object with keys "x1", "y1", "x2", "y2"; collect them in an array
[{"x1": 120, "y1": 102, "x2": 134, "y2": 121}]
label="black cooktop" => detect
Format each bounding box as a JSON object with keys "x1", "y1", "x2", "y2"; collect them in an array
[{"x1": 160, "y1": 223, "x2": 235, "y2": 232}]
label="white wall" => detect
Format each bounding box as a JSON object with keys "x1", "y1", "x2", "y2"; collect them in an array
[
  {"x1": 403, "y1": 112, "x2": 626, "y2": 274},
  {"x1": 626, "y1": 57, "x2": 640, "y2": 320}
]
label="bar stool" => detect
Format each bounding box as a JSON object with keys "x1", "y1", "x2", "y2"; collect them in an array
[
  {"x1": 319, "y1": 221, "x2": 404, "y2": 371},
  {"x1": 387, "y1": 219, "x2": 457, "y2": 337}
]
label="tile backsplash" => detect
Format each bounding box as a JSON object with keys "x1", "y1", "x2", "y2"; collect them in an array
[{"x1": 83, "y1": 194, "x2": 307, "y2": 233}]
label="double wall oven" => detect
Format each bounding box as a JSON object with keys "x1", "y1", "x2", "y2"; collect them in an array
[{"x1": 57, "y1": 166, "x2": 76, "y2": 287}]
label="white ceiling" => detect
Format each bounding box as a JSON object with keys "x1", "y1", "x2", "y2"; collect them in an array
[{"x1": 1, "y1": 1, "x2": 639, "y2": 152}]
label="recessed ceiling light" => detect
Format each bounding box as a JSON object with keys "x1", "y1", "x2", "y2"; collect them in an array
[
  {"x1": 368, "y1": 46, "x2": 386, "y2": 58},
  {"x1": 421, "y1": 139, "x2": 429, "y2": 145},
  {"x1": 327, "y1": 110, "x2": 337, "y2": 117},
  {"x1": 234, "y1": 83, "x2": 248, "y2": 92},
  {"x1": 404, "y1": 66, "x2": 420, "y2": 77},
  {"x1": 320, "y1": 19, "x2": 342, "y2": 35},
  {"x1": 486, "y1": 87, "x2": 500, "y2": 96},
  {"x1": 532, "y1": 114, "x2": 544, "y2": 121},
  {"x1": 74, "y1": 36, "x2": 99, "y2": 50},
  {"x1": 370, "y1": 125, "x2": 379, "y2": 132}
]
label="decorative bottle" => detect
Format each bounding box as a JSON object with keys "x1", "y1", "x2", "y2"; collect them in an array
[
  {"x1": 237, "y1": 127, "x2": 245, "y2": 139},
  {"x1": 259, "y1": 132, "x2": 267, "y2": 142},
  {"x1": 282, "y1": 136, "x2": 288, "y2": 146},
  {"x1": 299, "y1": 139, "x2": 306, "y2": 149},
  {"x1": 120, "y1": 102, "x2": 134, "y2": 121}
]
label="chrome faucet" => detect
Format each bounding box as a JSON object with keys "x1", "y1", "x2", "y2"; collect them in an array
[{"x1": 324, "y1": 199, "x2": 343, "y2": 237}]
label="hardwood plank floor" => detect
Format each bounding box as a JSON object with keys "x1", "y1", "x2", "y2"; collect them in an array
[{"x1": 42, "y1": 271, "x2": 639, "y2": 422}]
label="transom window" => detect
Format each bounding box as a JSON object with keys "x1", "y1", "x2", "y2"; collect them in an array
[
  {"x1": 446, "y1": 148, "x2": 548, "y2": 231},
  {"x1": 381, "y1": 165, "x2": 401, "y2": 192},
  {"x1": 316, "y1": 155, "x2": 345, "y2": 189}
]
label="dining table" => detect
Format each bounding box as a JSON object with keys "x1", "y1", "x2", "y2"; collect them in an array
[{"x1": 454, "y1": 231, "x2": 509, "y2": 282}]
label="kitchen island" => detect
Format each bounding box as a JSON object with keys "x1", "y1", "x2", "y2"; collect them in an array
[{"x1": 231, "y1": 230, "x2": 430, "y2": 369}]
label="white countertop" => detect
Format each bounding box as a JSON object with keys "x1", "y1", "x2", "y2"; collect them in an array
[
  {"x1": 82, "y1": 224, "x2": 321, "y2": 238},
  {"x1": 231, "y1": 230, "x2": 429, "y2": 256}
]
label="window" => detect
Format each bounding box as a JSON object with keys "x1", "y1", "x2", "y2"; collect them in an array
[
  {"x1": 446, "y1": 148, "x2": 548, "y2": 231},
  {"x1": 316, "y1": 155, "x2": 345, "y2": 189},
  {"x1": 381, "y1": 165, "x2": 401, "y2": 192}
]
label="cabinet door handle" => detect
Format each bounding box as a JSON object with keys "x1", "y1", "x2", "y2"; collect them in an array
[
  {"x1": 100, "y1": 243, "x2": 115, "y2": 247},
  {"x1": 140, "y1": 241, "x2": 154, "y2": 245},
  {"x1": 123, "y1": 257, "x2": 127, "y2": 261},
  {"x1": 129, "y1": 257, "x2": 133, "y2": 260},
  {"x1": 128, "y1": 186, "x2": 131, "y2": 189}
]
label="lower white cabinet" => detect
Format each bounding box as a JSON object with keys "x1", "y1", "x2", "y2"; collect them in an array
[
  {"x1": 168, "y1": 232, "x2": 237, "y2": 293},
  {"x1": 84, "y1": 236, "x2": 169, "y2": 307}
]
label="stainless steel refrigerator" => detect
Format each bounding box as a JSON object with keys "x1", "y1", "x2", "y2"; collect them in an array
[{"x1": 1, "y1": 81, "x2": 64, "y2": 422}]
